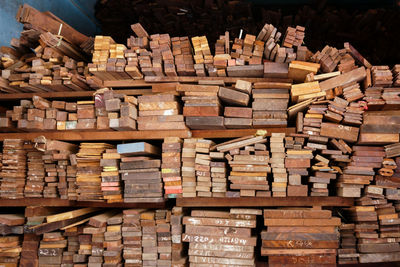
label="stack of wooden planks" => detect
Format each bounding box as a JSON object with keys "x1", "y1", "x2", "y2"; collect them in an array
[
  {"x1": 172, "y1": 36, "x2": 195, "y2": 76},
  {"x1": 76, "y1": 143, "x2": 112, "y2": 201},
  {"x1": 257, "y1": 24, "x2": 282, "y2": 62},
  {"x1": 104, "y1": 212, "x2": 123, "y2": 266},
  {"x1": 337, "y1": 146, "x2": 383, "y2": 197},
  {"x1": 209, "y1": 149, "x2": 227, "y2": 197},
  {"x1": 344, "y1": 192, "x2": 400, "y2": 263},
  {"x1": 0, "y1": 214, "x2": 24, "y2": 267},
  {"x1": 98, "y1": 89, "x2": 137, "y2": 131},
  {"x1": 178, "y1": 84, "x2": 224, "y2": 129},
  {"x1": 0, "y1": 139, "x2": 27, "y2": 199},
  {"x1": 137, "y1": 94, "x2": 186, "y2": 130},
  {"x1": 311, "y1": 45, "x2": 343, "y2": 73},
  {"x1": 285, "y1": 136, "x2": 312, "y2": 196},
  {"x1": 162, "y1": 137, "x2": 183, "y2": 198},
  {"x1": 118, "y1": 142, "x2": 163, "y2": 203},
  {"x1": 21, "y1": 233, "x2": 40, "y2": 267},
  {"x1": 261, "y1": 208, "x2": 341, "y2": 266},
  {"x1": 338, "y1": 223, "x2": 358, "y2": 264},
  {"x1": 171, "y1": 207, "x2": 186, "y2": 267},
  {"x1": 191, "y1": 36, "x2": 212, "y2": 76},
  {"x1": 226, "y1": 138, "x2": 270, "y2": 197},
  {"x1": 252, "y1": 81, "x2": 290, "y2": 127},
  {"x1": 283, "y1": 26, "x2": 305, "y2": 48},
  {"x1": 24, "y1": 147, "x2": 44, "y2": 198},
  {"x1": 100, "y1": 146, "x2": 123, "y2": 203},
  {"x1": 39, "y1": 232, "x2": 67, "y2": 266},
  {"x1": 270, "y1": 133, "x2": 288, "y2": 197},
  {"x1": 182, "y1": 208, "x2": 259, "y2": 266},
  {"x1": 155, "y1": 209, "x2": 172, "y2": 267},
  {"x1": 194, "y1": 139, "x2": 215, "y2": 197},
  {"x1": 149, "y1": 33, "x2": 177, "y2": 77},
  {"x1": 140, "y1": 211, "x2": 157, "y2": 267},
  {"x1": 181, "y1": 138, "x2": 197, "y2": 197},
  {"x1": 221, "y1": 80, "x2": 252, "y2": 128},
  {"x1": 371, "y1": 66, "x2": 393, "y2": 87},
  {"x1": 359, "y1": 110, "x2": 400, "y2": 144},
  {"x1": 122, "y1": 209, "x2": 143, "y2": 266}
]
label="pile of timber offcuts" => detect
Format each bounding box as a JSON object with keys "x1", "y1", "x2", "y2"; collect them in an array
[{"x1": 1, "y1": 132, "x2": 400, "y2": 201}]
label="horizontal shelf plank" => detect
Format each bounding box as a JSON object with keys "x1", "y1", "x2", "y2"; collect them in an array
[
  {"x1": 176, "y1": 197, "x2": 354, "y2": 207},
  {"x1": 0, "y1": 89, "x2": 152, "y2": 101},
  {"x1": 191, "y1": 128, "x2": 296, "y2": 138},
  {"x1": 145, "y1": 76, "x2": 291, "y2": 84},
  {"x1": 0, "y1": 198, "x2": 166, "y2": 208},
  {"x1": 0, "y1": 130, "x2": 192, "y2": 141},
  {"x1": 103, "y1": 80, "x2": 153, "y2": 87}
]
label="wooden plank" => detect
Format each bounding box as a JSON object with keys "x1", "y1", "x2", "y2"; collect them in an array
[
  {"x1": 320, "y1": 123, "x2": 359, "y2": 142},
  {"x1": 0, "y1": 130, "x2": 191, "y2": 141},
  {"x1": 176, "y1": 197, "x2": 354, "y2": 207},
  {"x1": 144, "y1": 76, "x2": 291, "y2": 84},
  {"x1": 46, "y1": 207, "x2": 99, "y2": 223},
  {"x1": 319, "y1": 67, "x2": 366, "y2": 91}
]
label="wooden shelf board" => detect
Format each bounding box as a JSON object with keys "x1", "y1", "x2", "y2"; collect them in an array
[
  {"x1": 0, "y1": 130, "x2": 192, "y2": 141},
  {"x1": 103, "y1": 80, "x2": 153, "y2": 87},
  {"x1": 0, "y1": 89, "x2": 152, "y2": 101},
  {"x1": 0, "y1": 198, "x2": 166, "y2": 208},
  {"x1": 103, "y1": 77, "x2": 292, "y2": 87},
  {"x1": 145, "y1": 76, "x2": 290, "y2": 84},
  {"x1": 191, "y1": 128, "x2": 296, "y2": 138},
  {"x1": 176, "y1": 197, "x2": 354, "y2": 207}
]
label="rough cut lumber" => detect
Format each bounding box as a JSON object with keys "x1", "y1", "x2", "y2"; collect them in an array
[{"x1": 319, "y1": 67, "x2": 366, "y2": 91}]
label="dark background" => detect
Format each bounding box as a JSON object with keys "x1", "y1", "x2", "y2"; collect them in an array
[{"x1": 95, "y1": 0, "x2": 400, "y2": 65}]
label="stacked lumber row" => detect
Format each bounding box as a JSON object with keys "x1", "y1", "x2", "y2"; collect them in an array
[
  {"x1": 337, "y1": 146, "x2": 383, "y2": 197},
  {"x1": 338, "y1": 223, "x2": 358, "y2": 264},
  {"x1": 194, "y1": 139, "x2": 215, "y2": 197},
  {"x1": 95, "y1": 89, "x2": 137, "y2": 131},
  {"x1": 1, "y1": 92, "x2": 138, "y2": 131},
  {"x1": 24, "y1": 147, "x2": 44, "y2": 198},
  {"x1": 0, "y1": 139, "x2": 27, "y2": 199},
  {"x1": 33, "y1": 138, "x2": 78, "y2": 200},
  {"x1": 178, "y1": 84, "x2": 224, "y2": 129},
  {"x1": 252, "y1": 81, "x2": 289, "y2": 127},
  {"x1": 359, "y1": 111, "x2": 400, "y2": 145},
  {"x1": 343, "y1": 189, "x2": 400, "y2": 264},
  {"x1": 76, "y1": 143, "x2": 113, "y2": 201},
  {"x1": 171, "y1": 207, "x2": 187, "y2": 266},
  {"x1": 21, "y1": 233, "x2": 40, "y2": 266},
  {"x1": 117, "y1": 142, "x2": 163, "y2": 203},
  {"x1": 181, "y1": 139, "x2": 197, "y2": 197},
  {"x1": 261, "y1": 208, "x2": 341, "y2": 267},
  {"x1": 311, "y1": 45, "x2": 344, "y2": 73},
  {"x1": 212, "y1": 32, "x2": 230, "y2": 76},
  {"x1": 257, "y1": 24, "x2": 282, "y2": 61},
  {"x1": 270, "y1": 133, "x2": 287, "y2": 197},
  {"x1": 209, "y1": 150, "x2": 227, "y2": 197},
  {"x1": 2, "y1": 4, "x2": 91, "y2": 93},
  {"x1": 162, "y1": 137, "x2": 183, "y2": 198},
  {"x1": 101, "y1": 147, "x2": 123, "y2": 203},
  {"x1": 285, "y1": 136, "x2": 311, "y2": 196},
  {"x1": 393, "y1": 65, "x2": 400, "y2": 86},
  {"x1": 371, "y1": 66, "x2": 393, "y2": 87},
  {"x1": 0, "y1": 214, "x2": 24, "y2": 267},
  {"x1": 227, "y1": 138, "x2": 270, "y2": 197},
  {"x1": 219, "y1": 80, "x2": 251, "y2": 128},
  {"x1": 149, "y1": 33, "x2": 177, "y2": 77},
  {"x1": 90, "y1": 35, "x2": 138, "y2": 80},
  {"x1": 182, "y1": 209, "x2": 259, "y2": 266},
  {"x1": 172, "y1": 37, "x2": 195, "y2": 76},
  {"x1": 122, "y1": 209, "x2": 143, "y2": 266},
  {"x1": 104, "y1": 212, "x2": 124, "y2": 266},
  {"x1": 191, "y1": 36, "x2": 212, "y2": 76},
  {"x1": 39, "y1": 232, "x2": 67, "y2": 265},
  {"x1": 283, "y1": 26, "x2": 305, "y2": 48},
  {"x1": 137, "y1": 94, "x2": 186, "y2": 131}
]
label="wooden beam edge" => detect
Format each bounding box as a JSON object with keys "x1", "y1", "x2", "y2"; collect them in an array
[{"x1": 176, "y1": 197, "x2": 354, "y2": 207}]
